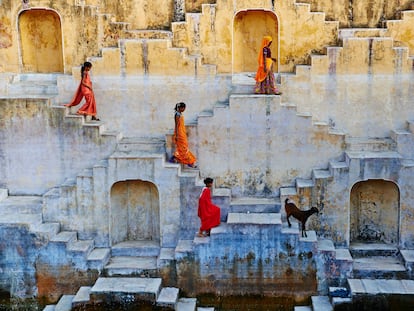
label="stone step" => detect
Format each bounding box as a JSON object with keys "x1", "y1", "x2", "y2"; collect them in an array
[
  {"x1": 43, "y1": 305, "x2": 55, "y2": 311},
  {"x1": 116, "y1": 137, "x2": 166, "y2": 153},
  {"x1": 317, "y1": 239, "x2": 336, "y2": 255},
  {"x1": 176, "y1": 298, "x2": 197, "y2": 311},
  {"x1": 111, "y1": 240, "x2": 160, "y2": 257},
  {"x1": 55, "y1": 294, "x2": 74, "y2": 311},
  {"x1": 349, "y1": 242, "x2": 399, "y2": 257},
  {"x1": 8, "y1": 83, "x2": 59, "y2": 96},
  {"x1": 312, "y1": 168, "x2": 332, "y2": 180},
  {"x1": 87, "y1": 247, "x2": 111, "y2": 270},
  {"x1": 197, "y1": 308, "x2": 215, "y2": 311},
  {"x1": 90, "y1": 277, "x2": 162, "y2": 302},
  {"x1": 0, "y1": 188, "x2": 7, "y2": 201},
  {"x1": 352, "y1": 256, "x2": 407, "y2": 278},
  {"x1": 124, "y1": 29, "x2": 172, "y2": 40},
  {"x1": 345, "y1": 137, "x2": 397, "y2": 152},
  {"x1": 348, "y1": 278, "x2": 414, "y2": 295},
  {"x1": 230, "y1": 197, "x2": 281, "y2": 213},
  {"x1": 335, "y1": 248, "x2": 353, "y2": 262},
  {"x1": 345, "y1": 150, "x2": 402, "y2": 160},
  {"x1": 12, "y1": 73, "x2": 59, "y2": 83},
  {"x1": 227, "y1": 212, "x2": 282, "y2": 226},
  {"x1": 294, "y1": 306, "x2": 312, "y2": 311},
  {"x1": 231, "y1": 72, "x2": 256, "y2": 94},
  {"x1": 104, "y1": 256, "x2": 158, "y2": 276},
  {"x1": 401, "y1": 249, "x2": 414, "y2": 270},
  {"x1": 329, "y1": 286, "x2": 352, "y2": 307},
  {"x1": 0, "y1": 212, "x2": 43, "y2": 228},
  {"x1": 156, "y1": 287, "x2": 179, "y2": 308},
  {"x1": 0, "y1": 195, "x2": 43, "y2": 213},
  {"x1": 50, "y1": 231, "x2": 78, "y2": 245},
  {"x1": 72, "y1": 286, "x2": 91, "y2": 307},
  {"x1": 338, "y1": 28, "x2": 388, "y2": 40},
  {"x1": 328, "y1": 160, "x2": 348, "y2": 173},
  {"x1": 67, "y1": 239, "x2": 95, "y2": 257},
  {"x1": 31, "y1": 222, "x2": 61, "y2": 240},
  {"x1": 0, "y1": 196, "x2": 44, "y2": 230},
  {"x1": 311, "y1": 296, "x2": 333, "y2": 311}
]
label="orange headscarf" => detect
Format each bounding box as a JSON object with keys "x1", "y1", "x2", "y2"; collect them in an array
[{"x1": 255, "y1": 36, "x2": 273, "y2": 82}]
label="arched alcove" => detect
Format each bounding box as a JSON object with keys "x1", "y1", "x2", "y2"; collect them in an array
[
  {"x1": 350, "y1": 179, "x2": 399, "y2": 245},
  {"x1": 233, "y1": 10, "x2": 279, "y2": 74},
  {"x1": 110, "y1": 180, "x2": 160, "y2": 245},
  {"x1": 18, "y1": 9, "x2": 64, "y2": 73}
]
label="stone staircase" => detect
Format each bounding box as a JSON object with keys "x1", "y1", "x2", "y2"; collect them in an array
[
  {"x1": 350, "y1": 243, "x2": 410, "y2": 279},
  {"x1": 43, "y1": 277, "x2": 208, "y2": 310},
  {"x1": 103, "y1": 240, "x2": 160, "y2": 277}
]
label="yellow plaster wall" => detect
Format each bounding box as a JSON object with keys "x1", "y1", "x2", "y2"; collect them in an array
[
  {"x1": 0, "y1": 0, "x2": 101, "y2": 73},
  {"x1": 0, "y1": 3, "x2": 18, "y2": 72},
  {"x1": 185, "y1": 0, "x2": 216, "y2": 13},
  {"x1": 1, "y1": 0, "x2": 414, "y2": 75},
  {"x1": 299, "y1": 0, "x2": 414, "y2": 28},
  {"x1": 386, "y1": 11, "x2": 414, "y2": 57},
  {"x1": 100, "y1": 0, "x2": 174, "y2": 30}
]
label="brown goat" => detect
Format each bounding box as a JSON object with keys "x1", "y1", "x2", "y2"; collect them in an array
[{"x1": 285, "y1": 198, "x2": 319, "y2": 237}]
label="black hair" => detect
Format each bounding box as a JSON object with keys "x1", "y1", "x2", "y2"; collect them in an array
[
  {"x1": 81, "y1": 61, "x2": 92, "y2": 78},
  {"x1": 174, "y1": 102, "x2": 186, "y2": 111},
  {"x1": 204, "y1": 177, "x2": 213, "y2": 185}
]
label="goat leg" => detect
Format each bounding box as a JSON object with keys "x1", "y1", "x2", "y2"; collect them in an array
[
  {"x1": 302, "y1": 222, "x2": 307, "y2": 237},
  {"x1": 287, "y1": 215, "x2": 292, "y2": 227}
]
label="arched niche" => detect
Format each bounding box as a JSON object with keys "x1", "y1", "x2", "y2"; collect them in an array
[
  {"x1": 18, "y1": 9, "x2": 64, "y2": 73},
  {"x1": 233, "y1": 10, "x2": 279, "y2": 74},
  {"x1": 350, "y1": 179, "x2": 400, "y2": 245},
  {"x1": 110, "y1": 180, "x2": 160, "y2": 246}
]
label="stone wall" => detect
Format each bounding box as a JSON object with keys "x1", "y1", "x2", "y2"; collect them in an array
[
  {"x1": 0, "y1": 225, "x2": 39, "y2": 298},
  {"x1": 176, "y1": 222, "x2": 318, "y2": 300},
  {"x1": 0, "y1": 98, "x2": 117, "y2": 195}
]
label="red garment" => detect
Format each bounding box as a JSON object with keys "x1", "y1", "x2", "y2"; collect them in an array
[
  {"x1": 198, "y1": 187, "x2": 220, "y2": 231},
  {"x1": 65, "y1": 72, "x2": 97, "y2": 116}
]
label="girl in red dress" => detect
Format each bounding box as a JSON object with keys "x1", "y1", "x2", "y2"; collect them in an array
[
  {"x1": 197, "y1": 177, "x2": 221, "y2": 237},
  {"x1": 64, "y1": 61, "x2": 100, "y2": 121}
]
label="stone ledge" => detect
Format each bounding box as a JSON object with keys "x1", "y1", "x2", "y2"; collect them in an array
[{"x1": 227, "y1": 212, "x2": 281, "y2": 225}]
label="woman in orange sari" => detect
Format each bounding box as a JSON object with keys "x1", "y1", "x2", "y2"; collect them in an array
[
  {"x1": 254, "y1": 36, "x2": 281, "y2": 95},
  {"x1": 170, "y1": 102, "x2": 197, "y2": 168},
  {"x1": 64, "y1": 61, "x2": 100, "y2": 121},
  {"x1": 197, "y1": 177, "x2": 221, "y2": 237}
]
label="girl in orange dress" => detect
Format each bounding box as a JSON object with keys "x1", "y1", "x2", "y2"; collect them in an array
[
  {"x1": 197, "y1": 177, "x2": 221, "y2": 237},
  {"x1": 254, "y1": 36, "x2": 281, "y2": 95},
  {"x1": 64, "y1": 61, "x2": 100, "y2": 121},
  {"x1": 171, "y1": 102, "x2": 197, "y2": 168}
]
